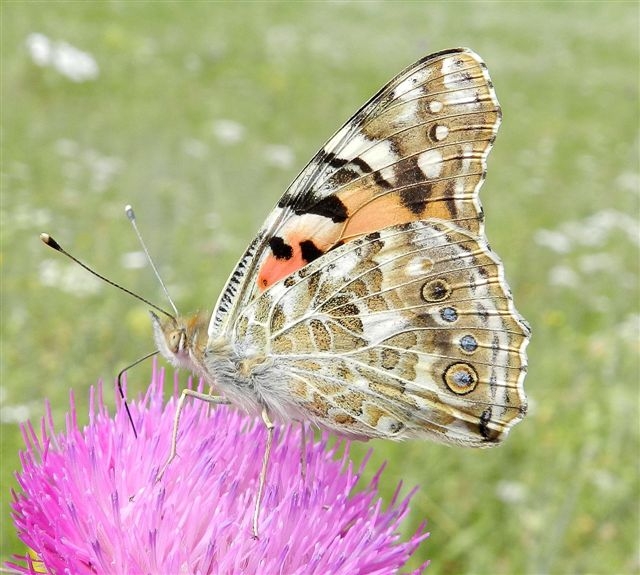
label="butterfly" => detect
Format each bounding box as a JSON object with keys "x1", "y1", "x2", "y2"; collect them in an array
[{"x1": 152, "y1": 47, "x2": 531, "y2": 536}]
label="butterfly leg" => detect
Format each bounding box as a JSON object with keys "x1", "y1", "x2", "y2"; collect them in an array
[
  {"x1": 156, "y1": 388, "x2": 230, "y2": 482},
  {"x1": 253, "y1": 408, "x2": 274, "y2": 538}
]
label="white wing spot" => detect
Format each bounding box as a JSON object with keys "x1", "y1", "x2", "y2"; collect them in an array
[
  {"x1": 443, "y1": 88, "x2": 482, "y2": 109},
  {"x1": 441, "y1": 56, "x2": 462, "y2": 88},
  {"x1": 336, "y1": 132, "x2": 371, "y2": 162},
  {"x1": 394, "y1": 99, "x2": 419, "y2": 125},
  {"x1": 417, "y1": 149, "x2": 443, "y2": 179},
  {"x1": 441, "y1": 56, "x2": 475, "y2": 90},
  {"x1": 393, "y1": 69, "x2": 431, "y2": 100},
  {"x1": 406, "y1": 256, "x2": 434, "y2": 277},
  {"x1": 434, "y1": 125, "x2": 449, "y2": 141},
  {"x1": 359, "y1": 140, "x2": 395, "y2": 171},
  {"x1": 461, "y1": 143, "x2": 474, "y2": 172},
  {"x1": 330, "y1": 250, "x2": 360, "y2": 278},
  {"x1": 428, "y1": 100, "x2": 443, "y2": 113},
  {"x1": 379, "y1": 165, "x2": 396, "y2": 185}
]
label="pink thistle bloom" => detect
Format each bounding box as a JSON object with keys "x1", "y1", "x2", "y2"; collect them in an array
[{"x1": 9, "y1": 365, "x2": 429, "y2": 574}]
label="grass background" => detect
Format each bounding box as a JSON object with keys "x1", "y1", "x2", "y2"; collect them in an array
[{"x1": 1, "y1": 1, "x2": 638, "y2": 573}]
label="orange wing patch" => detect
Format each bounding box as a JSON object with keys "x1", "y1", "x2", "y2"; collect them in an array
[
  {"x1": 256, "y1": 185, "x2": 452, "y2": 291},
  {"x1": 340, "y1": 189, "x2": 456, "y2": 240},
  {"x1": 257, "y1": 220, "x2": 340, "y2": 290}
]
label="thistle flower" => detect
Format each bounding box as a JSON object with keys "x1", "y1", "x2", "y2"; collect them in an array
[{"x1": 9, "y1": 365, "x2": 429, "y2": 574}]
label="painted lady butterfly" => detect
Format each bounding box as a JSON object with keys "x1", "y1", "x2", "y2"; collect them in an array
[{"x1": 152, "y1": 48, "x2": 531, "y2": 535}]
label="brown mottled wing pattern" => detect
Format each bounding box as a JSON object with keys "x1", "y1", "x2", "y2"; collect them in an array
[
  {"x1": 211, "y1": 48, "x2": 501, "y2": 335},
  {"x1": 234, "y1": 221, "x2": 530, "y2": 446}
]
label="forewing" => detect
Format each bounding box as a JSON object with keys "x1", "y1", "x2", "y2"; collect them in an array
[
  {"x1": 234, "y1": 221, "x2": 530, "y2": 445},
  {"x1": 211, "y1": 48, "x2": 501, "y2": 335}
]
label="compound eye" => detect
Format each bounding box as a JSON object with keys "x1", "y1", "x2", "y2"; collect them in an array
[{"x1": 167, "y1": 331, "x2": 182, "y2": 353}]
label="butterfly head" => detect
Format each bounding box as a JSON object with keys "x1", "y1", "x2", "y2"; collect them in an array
[{"x1": 150, "y1": 310, "x2": 209, "y2": 372}]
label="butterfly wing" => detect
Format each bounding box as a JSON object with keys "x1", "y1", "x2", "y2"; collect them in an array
[
  {"x1": 211, "y1": 48, "x2": 501, "y2": 335},
  {"x1": 233, "y1": 220, "x2": 529, "y2": 445}
]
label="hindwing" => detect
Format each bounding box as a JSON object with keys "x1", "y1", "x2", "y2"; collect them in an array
[{"x1": 233, "y1": 221, "x2": 529, "y2": 445}]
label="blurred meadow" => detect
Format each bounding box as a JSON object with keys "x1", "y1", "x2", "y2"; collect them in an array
[{"x1": 1, "y1": 2, "x2": 638, "y2": 573}]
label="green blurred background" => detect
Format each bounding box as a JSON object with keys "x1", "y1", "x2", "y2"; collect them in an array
[{"x1": 1, "y1": 2, "x2": 638, "y2": 573}]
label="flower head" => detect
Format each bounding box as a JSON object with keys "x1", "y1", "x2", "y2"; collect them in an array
[{"x1": 9, "y1": 365, "x2": 428, "y2": 574}]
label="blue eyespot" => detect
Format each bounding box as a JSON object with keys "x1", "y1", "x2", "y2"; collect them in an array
[
  {"x1": 440, "y1": 307, "x2": 458, "y2": 322},
  {"x1": 460, "y1": 334, "x2": 478, "y2": 352}
]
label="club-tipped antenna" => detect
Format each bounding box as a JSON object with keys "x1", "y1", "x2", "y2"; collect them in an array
[
  {"x1": 125, "y1": 205, "x2": 179, "y2": 317},
  {"x1": 39, "y1": 233, "x2": 174, "y2": 320}
]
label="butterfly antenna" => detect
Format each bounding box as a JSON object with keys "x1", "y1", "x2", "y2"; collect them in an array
[
  {"x1": 39, "y1": 233, "x2": 174, "y2": 320},
  {"x1": 125, "y1": 205, "x2": 179, "y2": 316},
  {"x1": 116, "y1": 350, "x2": 159, "y2": 438},
  {"x1": 39, "y1": 233, "x2": 171, "y2": 438}
]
